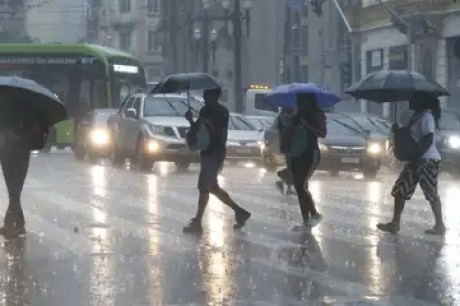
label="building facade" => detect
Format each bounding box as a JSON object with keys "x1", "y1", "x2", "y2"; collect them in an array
[
  {"x1": 97, "y1": 0, "x2": 164, "y2": 82},
  {"x1": 283, "y1": 0, "x2": 360, "y2": 113},
  {"x1": 353, "y1": 0, "x2": 460, "y2": 117},
  {"x1": 160, "y1": 0, "x2": 285, "y2": 112},
  {"x1": 1, "y1": 0, "x2": 30, "y2": 42}
]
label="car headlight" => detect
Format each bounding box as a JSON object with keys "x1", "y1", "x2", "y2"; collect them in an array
[
  {"x1": 319, "y1": 143, "x2": 328, "y2": 151},
  {"x1": 367, "y1": 142, "x2": 382, "y2": 155},
  {"x1": 90, "y1": 128, "x2": 110, "y2": 145},
  {"x1": 146, "y1": 139, "x2": 160, "y2": 153},
  {"x1": 448, "y1": 135, "x2": 460, "y2": 149},
  {"x1": 257, "y1": 140, "x2": 265, "y2": 150}
]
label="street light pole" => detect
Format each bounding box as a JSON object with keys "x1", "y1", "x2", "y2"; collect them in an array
[
  {"x1": 233, "y1": 0, "x2": 243, "y2": 113},
  {"x1": 202, "y1": 5, "x2": 210, "y2": 73}
]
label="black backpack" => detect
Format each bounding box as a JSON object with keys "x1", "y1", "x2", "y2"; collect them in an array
[{"x1": 393, "y1": 114, "x2": 421, "y2": 162}]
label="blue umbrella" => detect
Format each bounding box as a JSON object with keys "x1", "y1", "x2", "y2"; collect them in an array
[{"x1": 263, "y1": 83, "x2": 340, "y2": 110}]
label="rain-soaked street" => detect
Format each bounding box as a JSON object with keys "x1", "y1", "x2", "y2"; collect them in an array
[{"x1": 1, "y1": 152, "x2": 459, "y2": 306}]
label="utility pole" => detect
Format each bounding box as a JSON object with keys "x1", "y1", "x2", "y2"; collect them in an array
[
  {"x1": 233, "y1": 0, "x2": 243, "y2": 113},
  {"x1": 168, "y1": 0, "x2": 178, "y2": 73}
]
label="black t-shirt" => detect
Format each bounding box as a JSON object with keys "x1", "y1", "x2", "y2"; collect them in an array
[{"x1": 199, "y1": 104, "x2": 229, "y2": 156}]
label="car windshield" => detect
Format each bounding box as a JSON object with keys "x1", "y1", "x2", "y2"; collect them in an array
[
  {"x1": 337, "y1": 115, "x2": 390, "y2": 135},
  {"x1": 94, "y1": 111, "x2": 115, "y2": 124},
  {"x1": 248, "y1": 118, "x2": 274, "y2": 129},
  {"x1": 229, "y1": 115, "x2": 257, "y2": 131},
  {"x1": 328, "y1": 120, "x2": 363, "y2": 136},
  {"x1": 440, "y1": 112, "x2": 460, "y2": 130},
  {"x1": 143, "y1": 96, "x2": 203, "y2": 117}
]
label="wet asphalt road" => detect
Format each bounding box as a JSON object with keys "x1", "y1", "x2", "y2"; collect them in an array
[{"x1": 0, "y1": 153, "x2": 459, "y2": 306}]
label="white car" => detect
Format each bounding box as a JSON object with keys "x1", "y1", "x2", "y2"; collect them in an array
[
  {"x1": 226, "y1": 113, "x2": 264, "y2": 163},
  {"x1": 107, "y1": 93, "x2": 203, "y2": 170}
]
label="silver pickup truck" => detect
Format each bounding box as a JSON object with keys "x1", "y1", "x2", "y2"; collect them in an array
[{"x1": 107, "y1": 93, "x2": 203, "y2": 171}]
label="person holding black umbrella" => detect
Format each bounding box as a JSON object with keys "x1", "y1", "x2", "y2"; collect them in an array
[
  {"x1": 377, "y1": 94, "x2": 446, "y2": 235},
  {"x1": 0, "y1": 96, "x2": 49, "y2": 239},
  {"x1": 183, "y1": 87, "x2": 251, "y2": 233}
]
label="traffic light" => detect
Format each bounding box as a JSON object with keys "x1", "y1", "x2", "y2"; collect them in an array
[{"x1": 311, "y1": 0, "x2": 324, "y2": 16}]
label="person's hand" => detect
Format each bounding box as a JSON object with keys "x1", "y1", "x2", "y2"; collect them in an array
[{"x1": 184, "y1": 109, "x2": 194, "y2": 123}]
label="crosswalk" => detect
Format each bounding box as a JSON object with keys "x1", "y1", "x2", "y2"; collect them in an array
[{"x1": 0, "y1": 157, "x2": 458, "y2": 306}]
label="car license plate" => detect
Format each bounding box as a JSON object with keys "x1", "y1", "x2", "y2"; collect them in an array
[
  {"x1": 236, "y1": 147, "x2": 252, "y2": 154},
  {"x1": 341, "y1": 157, "x2": 360, "y2": 164}
]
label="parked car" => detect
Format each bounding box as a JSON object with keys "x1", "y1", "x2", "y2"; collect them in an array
[
  {"x1": 107, "y1": 93, "x2": 202, "y2": 171},
  {"x1": 245, "y1": 115, "x2": 276, "y2": 131},
  {"x1": 226, "y1": 113, "x2": 265, "y2": 163},
  {"x1": 262, "y1": 113, "x2": 383, "y2": 178},
  {"x1": 74, "y1": 108, "x2": 117, "y2": 161}
]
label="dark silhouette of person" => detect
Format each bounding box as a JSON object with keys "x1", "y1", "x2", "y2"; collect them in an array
[
  {"x1": 183, "y1": 88, "x2": 251, "y2": 233},
  {"x1": 0, "y1": 94, "x2": 49, "y2": 239}
]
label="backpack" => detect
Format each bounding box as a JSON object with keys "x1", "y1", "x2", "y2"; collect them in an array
[
  {"x1": 186, "y1": 120, "x2": 211, "y2": 151},
  {"x1": 393, "y1": 114, "x2": 421, "y2": 162},
  {"x1": 280, "y1": 125, "x2": 308, "y2": 157}
]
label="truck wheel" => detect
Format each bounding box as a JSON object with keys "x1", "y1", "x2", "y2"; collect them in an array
[
  {"x1": 363, "y1": 169, "x2": 378, "y2": 179},
  {"x1": 175, "y1": 161, "x2": 190, "y2": 170},
  {"x1": 137, "y1": 138, "x2": 153, "y2": 171}
]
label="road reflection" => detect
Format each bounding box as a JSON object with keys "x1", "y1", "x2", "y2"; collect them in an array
[
  {"x1": 146, "y1": 174, "x2": 164, "y2": 304},
  {"x1": 199, "y1": 196, "x2": 234, "y2": 305},
  {"x1": 89, "y1": 165, "x2": 115, "y2": 306}
]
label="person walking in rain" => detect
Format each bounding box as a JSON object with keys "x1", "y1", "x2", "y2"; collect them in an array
[
  {"x1": 377, "y1": 94, "x2": 446, "y2": 235},
  {"x1": 287, "y1": 93, "x2": 326, "y2": 230},
  {"x1": 275, "y1": 107, "x2": 295, "y2": 195},
  {"x1": 0, "y1": 97, "x2": 49, "y2": 239},
  {"x1": 183, "y1": 88, "x2": 251, "y2": 233}
]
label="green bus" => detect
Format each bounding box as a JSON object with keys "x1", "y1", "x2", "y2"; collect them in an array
[{"x1": 0, "y1": 43, "x2": 147, "y2": 151}]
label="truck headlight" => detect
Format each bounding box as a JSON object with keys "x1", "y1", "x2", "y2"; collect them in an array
[
  {"x1": 448, "y1": 136, "x2": 460, "y2": 149},
  {"x1": 90, "y1": 128, "x2": 110, "y2": 145},
  {"x1": 367, "y1": 143, "x2": 382, "y2": 155}
]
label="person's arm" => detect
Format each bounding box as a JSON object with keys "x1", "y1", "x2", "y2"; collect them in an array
[
  {"x1": 298, "y1": 112, "x2": 327, "y2": 138},
  {"x1": 416, "y1": 112, "x2": 435, "y2": 158}
]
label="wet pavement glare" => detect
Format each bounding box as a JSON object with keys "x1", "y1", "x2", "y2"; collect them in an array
[{"x1": 0, "y1": 153, "x2": 459, "y2": 306}]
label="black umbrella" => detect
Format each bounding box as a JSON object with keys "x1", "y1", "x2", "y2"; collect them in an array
[
  {"x1": 346, "y1": 70, "x2": 450, "y2": 103},
  {"x1": 151, "y1": 72, "x2": 221, "y2": 94},
  {"x1": 0, "y1": 76, "x2": 68, "y2": 125}
]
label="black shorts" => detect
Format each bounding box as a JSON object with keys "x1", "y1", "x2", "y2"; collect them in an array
[
  {"x1": 392, "y1": 159, "x2": 441, "y2": 202},
  {"x1": 198, "y1": 153, "x2": 225, "y2": 191},
  {"x1": 290, "y1": 150, "x2": 321, "y2": 191}
]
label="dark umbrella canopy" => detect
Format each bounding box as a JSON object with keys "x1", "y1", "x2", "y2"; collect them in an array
[
  {"x1": 0, "y1": 76, "x2": 68, "y2": 125},
  {"x1": 151, "y1": 73, "x2": 221, "y2": 94},
  {"x1": 346, "y1": 70, "x2": 450, "y2": 103}
]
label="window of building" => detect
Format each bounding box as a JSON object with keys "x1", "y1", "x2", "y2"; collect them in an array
[
  {"x1": 119, "y1": 0, "x2": 131, "y2": 13},
  {"x1": 147, "y1": 0, "x2": 160, "y2": 14},
  {"x1": 119, "y1": 32, "x2": 132, "y2": 51},
  {"x1": 147, "y1": 31, "x2": 161, "y2": 52}
]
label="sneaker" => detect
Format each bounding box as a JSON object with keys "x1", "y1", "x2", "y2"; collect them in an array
[
  {"x1": 376, "y1": 222, "x2": 400, "y2": 234},
  {"x1": 234, "y1": 210, "x2": 251, "y2": 229},
  {"x1": 308, "y1": 213, "x2": 323, "y2": 228},
  {"x1": 425, "y1": 224, "x2": 446, "y2": 236},
  {"x1": 182, "y1": 218, "x2": 203, "y2": 233},
  {"x1": 275, "y1": 181, "x2": 284, "y2": 195},
  {"x1": 0, "y1": 226, "x2": 23, "y2": 240},
  {"x1": 292, "y1": 223, "x2": 311, "y2": 232}
]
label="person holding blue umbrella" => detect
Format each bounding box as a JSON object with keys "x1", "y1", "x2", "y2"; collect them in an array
[{"x1": 265, "y1": 83, "x2": 340, "y2": 230}]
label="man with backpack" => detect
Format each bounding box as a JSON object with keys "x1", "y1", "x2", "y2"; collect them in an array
[
  {"x1": 377, "y1": 93, "x2": 446, "y2": 236},
  {"x1": 183, "y1": 88, "x2": 251, "y2": 233}
]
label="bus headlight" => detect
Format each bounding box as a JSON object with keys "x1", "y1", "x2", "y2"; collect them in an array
[
  {"x1": 448, "y1": 136, "x2": 460, "y2": 149},
  {"x1": 367, "y1": 143, "x2": 382, "y2": 155},
  {"x1": 90, "y1": 129, "x2": 110, "y2": 145}
]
